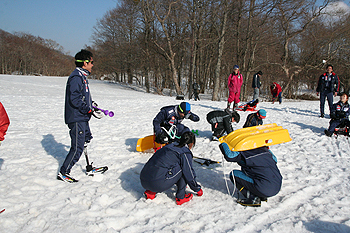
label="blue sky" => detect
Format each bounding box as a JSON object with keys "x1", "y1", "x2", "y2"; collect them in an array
[{"x1": 0, "y1": 0, "x2": 119, "y2": 56}]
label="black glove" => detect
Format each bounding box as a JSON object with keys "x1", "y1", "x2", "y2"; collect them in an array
[
  {"x1": 92, "y1": 101, "x2": 104, "y2": 119},
  {"x1": 330, "y1": 112, "x2": 337, "y2": 120},
  {"x1": 155, "y1": 131, "x2": 169, "y2": 144},
  {"x1": 338, "y1": 111, "x2": 346, "y2": 119}
]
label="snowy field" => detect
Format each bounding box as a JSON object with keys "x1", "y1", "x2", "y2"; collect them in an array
[{"x1": 0, "y1": 74, "x2": 349, "y2": 233}]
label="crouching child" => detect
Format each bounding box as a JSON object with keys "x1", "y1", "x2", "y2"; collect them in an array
[
  {"x1": 219, "y1": 143, "x2": 282, "y2": 207},
  {"x1": 324, "y1": 92, "x2": 350, "y2": 137},
  {"x1": 206, "y1": 108, "x2": 240, "y2": 141},
  {"x1": 140, "y1": 132, "x2": 203, "y2": 205}
]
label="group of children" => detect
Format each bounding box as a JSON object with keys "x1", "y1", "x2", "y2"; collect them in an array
[
  {"x1": 60, "y1": 50, "x2": 345, "y2": 208},
  {"x1": 140, "y1": 101, "x2": 276, "y2": 207}
]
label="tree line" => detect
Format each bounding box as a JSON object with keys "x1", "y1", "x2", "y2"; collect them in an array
[
  {"x1": 1, "y1": 1, "x2": 349, "y2": 101},
  {"x1": 91, "y1": 0, "x2": 350, "y2": 100},
  {"x1": 0, "y1": 29, "x2": 73, "y2": 76}
]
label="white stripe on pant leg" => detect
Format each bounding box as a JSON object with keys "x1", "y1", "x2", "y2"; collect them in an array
[{"x1": 66, "y1": 122, "x2": 79, "y2": 174}]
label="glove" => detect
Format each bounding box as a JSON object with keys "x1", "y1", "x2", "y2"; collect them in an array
[
  {"x1": 330, "y1": 113, "x2": 337, "y2": 120},
  {"x1": 197, "y1": 189, "x2": 203, "y2": 196},
  {"x1": 92, "y1": 101, "x2": 104, "y2": 119},
  {"x1": 155, "y1": 131, "x2": 169, "y2": 144},
  {"x1": 338, "y1": 112, "x2": 346, "y2": 119}
]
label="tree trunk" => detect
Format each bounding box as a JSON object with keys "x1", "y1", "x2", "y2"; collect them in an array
[{"x1": 212, "y1": 0, "x2": 228, "y2": 101}]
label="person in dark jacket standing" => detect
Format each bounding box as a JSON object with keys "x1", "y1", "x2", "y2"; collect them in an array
[
  {"x1": 219, "y1": 143, "x2": 282, "y2": 207},
  {"x1": 153, "y1": 102, "x2": 200, "y2": 144},
  {"x1": 316, "y1": 64, "x2": 340, "y2": 118},
  {"x1": 243, "y1": 109, "x2": 266, "y2": 128},
  {"x1": 324, "y1": 92, "x2": 350, "y2": 137},
  {"x1": 206, "y1": 108, "x2": 240, "y2": 141},
  {"x1": 140, "y1": 132, "x2": 203, "y2": 205},
  {"x1": 192, "y1": 82, "x2": 200, "y2": 101},
  {"x1": 58, "y1": 50, "x2": 95, "y2": 183},
  {"x1": 252, "y1": 71, "x2": 262, "y2": 101}
]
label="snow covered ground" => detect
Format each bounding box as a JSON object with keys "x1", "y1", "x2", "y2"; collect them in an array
[{"x1": 0, "y1": 75, "x2": 349, "y2": 233}]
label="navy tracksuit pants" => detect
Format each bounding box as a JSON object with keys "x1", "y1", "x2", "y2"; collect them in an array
[
  {"x1": 320, "y1": 91, "x2": 333, "y2": 115},
  {"x1": 60, "y1": 121, "x2": 92, "y2": 174},
  {"x1": 141, "y1": 172, "x2": 187, "y2": 199},
  {"x1": 230, "y1": 170, "x2": 267, "y2": 199}
]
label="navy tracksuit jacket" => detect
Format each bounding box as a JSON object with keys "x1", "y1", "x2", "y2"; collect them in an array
[
  {"x1": 328, "y1": 101, "x2": 350, "y2": 133},
  {"x1": 220, "y1": 143, "x2": 282, "y2": 198},
  {"x1": 61, "y1": 67, "x2": 93, "y2": 174},
  {"x1": 153, "y1": 105, "x2": 200, "y2": 137},
  {"x1": 316, "y1": 72, "x2": 339, "y2": 115},
  {"x1": 140, "y1": 143, "x2": 201, "y2": 199},
  {"x1": 243, "y1": 113, "x2": 262, "y2": 128}
]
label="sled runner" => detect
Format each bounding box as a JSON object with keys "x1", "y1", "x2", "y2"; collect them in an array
[
  {"x1": 136, "y1": 135, "x2": 166, "y2": 153},
  {"x1": 219, "y1": 123, "x2": 292, "y2": 151},
  {"x1": 334, "y1": 126, "x2": 350, "y2": 138}
]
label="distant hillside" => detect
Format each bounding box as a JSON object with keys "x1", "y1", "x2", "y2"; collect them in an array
[{"x1": 0, "y1": 29, "x2": 74, "y2": 76}]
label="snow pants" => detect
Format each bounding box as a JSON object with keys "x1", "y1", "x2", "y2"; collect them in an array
[
  {"x1": 141, "y1": 172, "x2": 187, "y2": 199},
  {"x1": 228, "y1": 91, "x2": 240, "y2": 105},
  {"x1": 272, "y1": 92, "x2": 282, "y2": 104},
  {"x1": 253, "y1": 88, "x2": 259, "y2": 101},
  {"x1": 320, "y1": 91, "x2": 333, "y2": 115},
  {"x1": 230, "y1": 170, "x2": 279, "y2": 199},
  {"x1": 60, "y1": 121, "x2": 92, "y2": 174},
  {"x1": 328, "y1": 119, "x2": 350, "y2": 133}
]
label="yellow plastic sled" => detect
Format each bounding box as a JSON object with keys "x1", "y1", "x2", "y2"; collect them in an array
[
  {"x1": 219, "y1": 123, "x2": 292, "y2": 151},
  {"x1": 136, "y1": 135, "x2": 166, "y2": 153}
]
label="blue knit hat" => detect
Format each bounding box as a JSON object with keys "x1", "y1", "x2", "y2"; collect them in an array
[
  {"x1": 258, "y1": 109, "x2": 266, "y2": 119},
  {"x1": 233, "y1": 65, "x2": 239, "y2": 69},
  {"x1": 178, "y1": 102, "x2": 191, "y2": 114}
]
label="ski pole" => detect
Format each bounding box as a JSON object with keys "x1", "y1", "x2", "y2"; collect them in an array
[{"x1": 93, "y1": 107, "x2": 114, "y2": 117}]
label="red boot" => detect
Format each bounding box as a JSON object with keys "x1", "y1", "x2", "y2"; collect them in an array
[
  {"x1": 176, "y1": 193, "x2": 193, "y2": 205},
  {"x1": 144, "y1": 190, "x2": 157, "y2": 200}
]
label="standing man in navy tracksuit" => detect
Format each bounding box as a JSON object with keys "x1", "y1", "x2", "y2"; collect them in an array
[
  {"x1": 58, "y1": 49, "x2": 95, "y2": 183},
  {"x1": 219, "y1": 143, "x2": 282, "y2": 207},
  {"x1": 140, "y1": 132, "x2": 203, "y2": 205},
  {"x1": 316, "y1": 64, "x2": 340, "y2": 118},
  {"x1": 153, "y1": 102, "x2": 200, "y2": 144}
]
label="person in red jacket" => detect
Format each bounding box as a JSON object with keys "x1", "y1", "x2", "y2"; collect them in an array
[
  {"x1": 227, "y1": 65, "x2": 243, "y2": 109},
  {"x1": 0, "y1": 102, "x2": 10, "y2": 145},
  {"x1": 270, "y1": 82, "x2": 282, "y2": 104}
]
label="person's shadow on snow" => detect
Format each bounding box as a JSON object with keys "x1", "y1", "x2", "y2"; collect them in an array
[
  {"x1": 119, "y1": 163, "x2": 146, "y2": 199},
  {"x1": 41, "y1": 134, "x2": 69, "y2": 173},
  {"x1": 193, "y1": 162, "x2": 237, "y2": 197},
  {"x1": 304, "y1": 220, "x2": 350, "y2": 233},
  {"x1": 125, "y1": 138, "x2": 138, "y2": 152},
  {"x1": 290, "y1": 121, "x2": 325, "y2": 134}
]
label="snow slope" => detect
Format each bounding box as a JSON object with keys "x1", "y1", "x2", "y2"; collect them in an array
[{"x1": 0, "y1": 75, "x2": 349, "y2": 233}]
